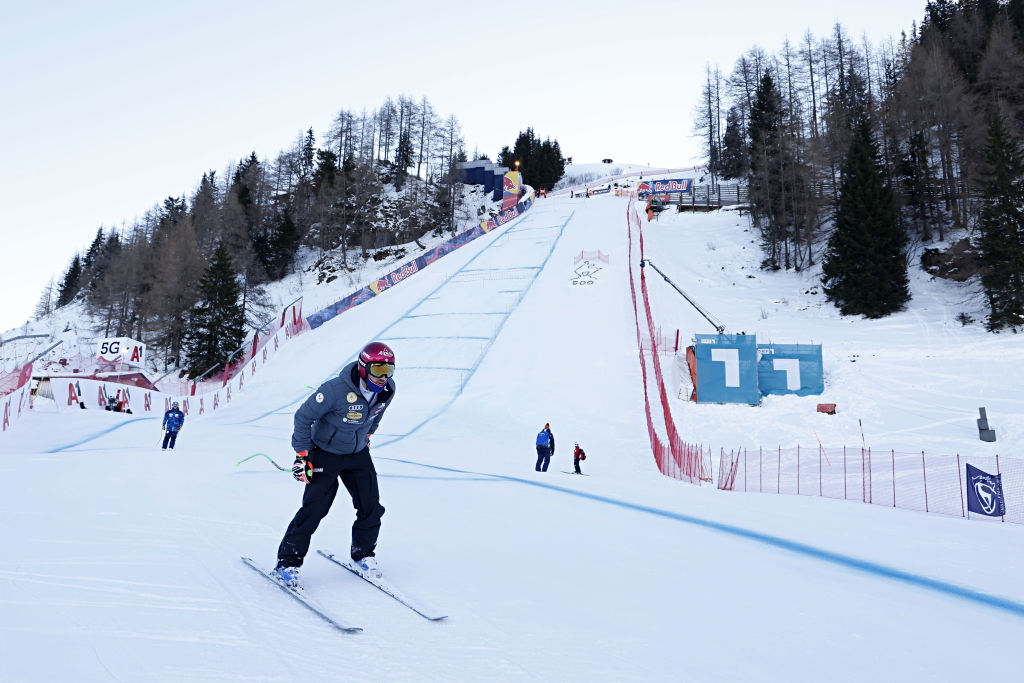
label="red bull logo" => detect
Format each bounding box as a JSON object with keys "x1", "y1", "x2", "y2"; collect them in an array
[
  {"x1": 494, "y1": 206, "x2": 520, "y2": 225},
  {"x1": 503, "y1": 176, "x2": 515, "y2": 191},
  {"x1": 651, "y1": 178, "x2": 693, "y2": 193}
]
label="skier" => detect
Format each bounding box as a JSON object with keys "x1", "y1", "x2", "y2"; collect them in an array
[
  {"x1": 161, "y1": 401, "x2": 184, "y2": 450},
  {"x1": 573, "y1": 442, "x2": 587, "y2": 474},
  {"x1": 535, "y1": 423, "x2": 555, "y2": 472},
  {"x1": 275, "y1": 342, "x2": 397, "y2": 588}
]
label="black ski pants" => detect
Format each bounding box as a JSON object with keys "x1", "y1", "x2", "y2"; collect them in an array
[
  {"x1": 535, "y1": 445, "x2": 551, "y2": 472},
  {"x1": 162, "y1": 430, "x2": 179, "y2": 449},
  {"x1": 277, "y1": 445, "x2": 384, "y2": 567},
  {"x1": 574, "y1": 457, "x2": 582, "y2": 474}
]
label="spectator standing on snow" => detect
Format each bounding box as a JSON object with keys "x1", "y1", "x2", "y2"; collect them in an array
[
  {"x1": 161, "y1": 401, "x2": 185, "y2": 450},
  {"x1": 535, "y1": 423, "x2": 555, "y2": 472},
  {"x1": 274, "y1": 342, "x2": 397, "y2": 589},
  {"x1": 573, "y1": 443, "x2": 587, "y2": 474}
]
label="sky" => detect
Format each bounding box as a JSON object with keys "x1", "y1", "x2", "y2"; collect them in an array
[
  {"x1": 2, "y1": 189, "x2": 1023, "y2": 681},
  {"x1": 0, "y1": 0, "x2": 930, "y2": 333}
]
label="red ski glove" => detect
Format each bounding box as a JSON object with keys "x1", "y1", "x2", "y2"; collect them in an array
[{"x1": 292, "y1": 451, "x2": 312, "y2": 483}]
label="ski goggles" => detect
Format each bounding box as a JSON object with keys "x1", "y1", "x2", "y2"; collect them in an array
[{"x1": 367, "y1": 362, "x2": 395, "y2": 379}]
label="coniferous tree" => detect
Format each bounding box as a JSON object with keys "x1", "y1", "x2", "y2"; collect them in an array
[
  {"x1": 747, "y1": 71, "x2": 786, "y2": 267},
  {"x1": 82, "y1": 228, "x2": 105, "y2": 273},
  {"x1": 182, "y1": 242, "x2": 246, "y2": 377},
  {"x1": 394, "y1": 129, "x2": 413, "y2": 190},
  {"x1": 499, "y1": 129, "x2": 566, "y2": 191},
  {"x1": 720, "y1": 106, "x2": 748, "y2": 179},
  {"x1": 56, "y1": 255, "x2": 83, "y2": 307},
  {"x1": 822, "y1": 115, "x2": 910, "y2": 317},
  {"x1": 977, "y1": 112, "x2": 1024, "y2": 331}
]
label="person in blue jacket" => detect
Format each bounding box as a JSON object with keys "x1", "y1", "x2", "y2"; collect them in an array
[
  {"x1": 161, "y1": 401, "x2": 184, "y2": 450},
  {"x1": 274, "y1": 342, "x2": 396, "y2": 588},
  {"x1": 535, "y1": 423, "x2": 555, "y2": 472}
]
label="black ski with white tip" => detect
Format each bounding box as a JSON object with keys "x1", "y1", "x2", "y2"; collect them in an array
[
  {"x1": 316, "y1": 549, "x2": 447, "y2": 621},
  {"x1": 241, "y1": 557, "x2": 362, "y2": 633}
]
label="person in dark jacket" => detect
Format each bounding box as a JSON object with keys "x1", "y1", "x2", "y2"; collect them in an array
[
  {"x1": 535, "y1": 423, "x2": 555, "y2": 472},
  {"x1": 161, "y1": 402, "x2": 184, "y2": 450},
  {"x1": 573, "y1": 442, "x2": 587, "y2": 474},
  {"x1": 274, "y1": 342, "x2": 396, "y2": 588}
]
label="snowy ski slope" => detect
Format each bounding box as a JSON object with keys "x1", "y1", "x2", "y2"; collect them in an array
[{"x1": 2, "y1": 194, "x2": 1023, "y2": 682}]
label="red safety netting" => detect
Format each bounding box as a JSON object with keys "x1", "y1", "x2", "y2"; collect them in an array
[
  {"x1": 0, "y1": 364, "x2": 33, "y2": 398},
  {"x1": 715, "y1": 447, "x2": 1023, "y2": 524},
  {"x1": 626, "y1": 200, "x2": 1022, "y2": 525},
  {"x1": 627, "y1": 202, "x2": 709, "y2": 485}
]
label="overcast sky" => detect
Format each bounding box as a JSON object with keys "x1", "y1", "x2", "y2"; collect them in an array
[{"x1": 0, "y1": 0, "x2": 929, "y2": 334}]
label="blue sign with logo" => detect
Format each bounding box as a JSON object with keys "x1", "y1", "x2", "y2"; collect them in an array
[
  {"x1": 756, "y1": 344, "x2": 824, "y2": 396},
  {"x1": 965, "y1": 463, "x2": 1006, "y2": 517},
  {"x1": 694, "y1": 334, "x2": 759, "y2": 404}
]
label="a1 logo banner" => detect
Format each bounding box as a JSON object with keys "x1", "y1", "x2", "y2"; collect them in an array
[
  {"x1": 694, "y1": 334, "x2": 759, "y2": 405},
  {"x1": 756, "y1": 344, "x2": 824, "y2": 396},
  {"x1": 965, "y1": 463, "x2": 1007, "y2": 517}
]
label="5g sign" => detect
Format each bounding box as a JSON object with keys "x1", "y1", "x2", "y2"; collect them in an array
[
  {"x1": 694, "y1": 335, "x2": 823, "y2": 404},
  {"x1": 97, "y1": 337, "x2": 146, "y2": 368},
  {"x1": 694, "y1": 334, "x2": 759, "y2": 404}
]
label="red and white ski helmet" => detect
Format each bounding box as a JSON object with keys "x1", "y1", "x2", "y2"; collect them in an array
[{"x1": 357, "y1": 341, "x2": 396, "y2": 382}]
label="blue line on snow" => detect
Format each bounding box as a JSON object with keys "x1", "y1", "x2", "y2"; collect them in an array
[
  {"x1": 460, "y1": 266, "x2": 541, "y2": 272},
  {"x1": 376, "y1": 456, "x2": 1024, "y2": 620},
  {"x1": 47, "y1": 417, "x2": 157, "y2": 453},
  {"x1": 241, "y1": 211, "x2": 539, "y2": 423},
  {"x1": 404, "y1": 312, "x2": 507, "y2": 318},
  {"x1": 378, "y1": 336, "x2": 490, "y2": 341},
  {"x1": 374, "y1": 210, "x2": 574, "y2": 446}
]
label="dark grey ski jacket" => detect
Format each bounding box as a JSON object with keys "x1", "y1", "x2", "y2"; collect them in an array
[{"x1": 291, "y1": 362, "x2": 396, "y2": 455}]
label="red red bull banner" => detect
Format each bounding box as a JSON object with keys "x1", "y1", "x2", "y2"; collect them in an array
[{"x1": 502, "y1": 171, "x2": 522, "y2": 210}]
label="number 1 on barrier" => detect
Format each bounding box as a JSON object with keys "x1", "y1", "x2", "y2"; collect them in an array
[
  {"x1": 711, "y1": 348, "x2": 740, "y2": 387},
  {"x1": 773, "y1": 358, "x2": 801, "y2": 390}
]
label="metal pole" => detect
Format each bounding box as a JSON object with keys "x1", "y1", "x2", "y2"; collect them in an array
[
  {"x1": 957, "y1": 454, "x2": 965, "y2": 518},
  {"x1": 997, "y1": 454, "x2": 1004, "y2": 523},
  {"x1": 892, "y1": 449, "x2": 896, "y2": 508},
  {"x1": 922, "y1": 451, "x2": 929, "y2": 513},
  {"x1": 639, "y1": 259, "x2": 726, "y2": 333},
  {"x1": 25, "y1": 341, "x2": 63, "y2": 366}
]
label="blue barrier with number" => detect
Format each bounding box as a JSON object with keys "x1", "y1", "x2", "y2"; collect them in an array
[
  {"x1": 694, "y1": 334, "x2": 759, "y2": 404},
  {"x1": 756, "y1": 344, "x2": 824, "y2": 396}
]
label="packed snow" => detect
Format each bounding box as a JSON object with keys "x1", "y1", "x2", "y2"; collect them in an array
[{"x1": 2, "y1": 189, "x2": 1023, "y2": 682}]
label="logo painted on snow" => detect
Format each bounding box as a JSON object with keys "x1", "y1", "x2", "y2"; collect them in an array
[
  {"x1": 346, "y1": 392, "x2": 358, "y2": 403},
  {"x1": 571, "y1": 260, "x2": 602, "y2": 286},
  {"x1": 315, "y1": 392, "x2": 325, "y2": 403}
]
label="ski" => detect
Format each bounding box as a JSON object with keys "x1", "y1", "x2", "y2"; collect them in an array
[
  {"x1": 316, "y1": 549, "x2": 448, "y2": 621},
  {"x1": 560, "y1": 471, "x2": 590, "y2": 476},
  {"x1": 240, "y1": 557, "x2": 362, "y2": 633}
]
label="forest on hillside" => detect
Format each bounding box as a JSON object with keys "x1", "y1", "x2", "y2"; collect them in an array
[
  {"x1": 696, "y1": 0, "x2": 1024, "y2": 328},
  {"x1": 37, "y1": 96, "x2": 478, "y2": 374}
]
